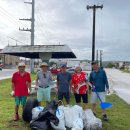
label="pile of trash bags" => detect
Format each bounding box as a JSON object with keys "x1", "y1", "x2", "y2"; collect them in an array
[{"x1": 22, "y1": 98, "x2": 102, "y2": 130}]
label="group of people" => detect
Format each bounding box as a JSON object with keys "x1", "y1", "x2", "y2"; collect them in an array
[{"x1": 11, "y1": 61, "x2": 110, "y2": 121}]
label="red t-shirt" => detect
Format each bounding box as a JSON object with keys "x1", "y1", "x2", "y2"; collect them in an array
[
  {"x1": 72, "y1": 72, "x2": 87, "y2": 94},
  {"x1": 12, "y1": 71, "x2": 31, "y2": 96}
]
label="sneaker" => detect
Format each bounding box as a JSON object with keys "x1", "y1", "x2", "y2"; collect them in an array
[
  {"x1": 103, "y1": 114, "x2": 108, "y2": 121},
  {"x1": 13, "y1": 114, "x2": 19, "y2": 121}
]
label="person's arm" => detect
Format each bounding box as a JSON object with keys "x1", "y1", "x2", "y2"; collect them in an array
[
  {"x1": 71, "y1": 74, "x2": 76, "y2": 93},
  {"x1": 55, "y1": 74, "x2": 60, "y2": 93},
  {"x1": 35, "y1": 72, "x2": 39, "y2": 88},
  {"x1": 103, "y1": 70, "x2": 110, "y2": 93},
  {"x1": 56, "y1": 74, "x2": 59, "y2": 89},
  {"x1": 88, "y1": 72, "x2": 93, "y2": 92},
  {"x1": 69, "y1": 80, "x2": 72, "y2": 93},
  {"x1": 25, "y1": 73, "x2": 31, "y2": 94},
  {"x1": 69, "y1": 73, "x2": 72, "y2": 93},
  {"x1": 49, "y1": 71, "x2": 53, "y2": 81},
  {"x1": 11, "y1": 74, "x2": 15, "y2": 91}
]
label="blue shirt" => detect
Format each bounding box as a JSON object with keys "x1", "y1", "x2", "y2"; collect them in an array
[
  {"x1": 57, "y1": 72, "x2": 71, "y2": 92},
  {"x1": 89, "y1": 68, "x2": 109, "y2": 92}
]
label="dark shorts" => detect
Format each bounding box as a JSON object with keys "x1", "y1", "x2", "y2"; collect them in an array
[
  {"x1": 58, "y1": 92, "x2": 70, "y2": 103},
  {"x1": 74, "y1": 93, "x2": 88, "y2": 103}
]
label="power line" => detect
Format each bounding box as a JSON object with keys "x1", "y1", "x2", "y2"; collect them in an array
[
  {"x1": 0, "y1": 6, "x2": 27, "y2": 27},
  {"x1": 0, "y1": 33, "x2": 29, "y2": 46},
  {"x1": 7, "y1": 36, "x2": 28, "y2": 45}
]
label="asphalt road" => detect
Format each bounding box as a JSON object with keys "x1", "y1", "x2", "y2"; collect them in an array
[
  {"x1": 0, "y1": 69, "x2": 17, "y2": 80},
  {"x1": 105, "y1": 68, "x2": 130, "y2": 104},
  {"x1": 0, "y1": 69, "x2": 30, "y2": 80}
]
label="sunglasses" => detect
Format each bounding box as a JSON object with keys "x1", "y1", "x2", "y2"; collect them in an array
[
  {"x1": 43, "y1": 73, "x2": 46, "y2": 78},
  {"x1": 19, "y1": 66, "x2": 25, "y2": 68}
]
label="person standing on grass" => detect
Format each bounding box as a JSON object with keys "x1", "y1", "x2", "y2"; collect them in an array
[
  {"x1": 57, "y1": 64, "x2": 71, "y2": 104},
  {"x1": 89, "y1": 61, "x2": 110, "y2": 121},
  {"x1": 71, "y1": 66, "x2": 88, "y2": 109},
  {"x1": 11, "y1": 62, "x2": 31, "y2": 121},
  {"x1": 36, "y1": 62, "x2": 53, "y2": 106}
]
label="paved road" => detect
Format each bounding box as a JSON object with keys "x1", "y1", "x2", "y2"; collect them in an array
[
  {"x1": 105, "y1": 68, "x2": 130, "y2": 104},
  {"x1": 0, "y1": 69, "x2": 17, "y2": 80},
  {"x1": 0, "y1": 69, "x2": 30, "y2": 80}
]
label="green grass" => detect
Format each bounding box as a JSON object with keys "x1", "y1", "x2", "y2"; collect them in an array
[{"x1": 0, "y1": 75, "x2": 130, "y2": 130}]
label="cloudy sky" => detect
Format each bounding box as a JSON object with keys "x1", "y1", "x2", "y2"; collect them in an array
[{"x1": 0, "y1": 0, "x2": 130, "y2": 61}]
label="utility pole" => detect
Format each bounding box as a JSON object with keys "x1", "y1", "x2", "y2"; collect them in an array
[
  {"x1": 87, "y1": 5, "x2": 103, "y2": 62},
  {"x1": 100, "y1": 50, "x2": 103, "y2": 67},
  {"x1": 19, "y1": 0, "x2": 35, "y2": 73}
]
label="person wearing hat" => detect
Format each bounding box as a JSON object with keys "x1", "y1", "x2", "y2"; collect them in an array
[
  {"x1": 56, "y1": 64, "x2": 71, "y2": 104},
  {"x1": 71, "y1": 66, "x2": 88, "y2": 109},
  {"x1": 89, "y1": 61, "x2": 110, "y2": 121},
  {"x1": 11, "y1": 62, "x2": 31, "y2": 121},
  {"x1": 36, "y1": 62, "x2": 53, "y2": 105}
]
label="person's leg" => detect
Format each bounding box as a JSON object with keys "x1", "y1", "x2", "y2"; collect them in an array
[
  {"x1": 44, "y1": 87, "x2": 51, "y2": 105},
  {"x1": 99, "y1": 92, "x2": 108, "y2": 121},
  {"x1": 82, "y1": 92, "x2": 88, "y2": 109},
  {"x1": 64, "y1": 92, "x2": 70, "y2": 105},
  {"x1": 90, "y1": 92, "x2": 97, "y2": 116},
  {"x1": 37, "y1": 87, "x2": 44, "y2": 106},
  {"x1": 74, "y1": 93, "x2": 81, "y2": 106},
  {"x1": 14, "y1": 97, "x2": 20, "y2": 121},
  {"x1": 21, "y1": 96, "x2": 27, "y2": 110},
  {"x1": 58, "y1": 92, "x2": 64, "y2": 102}
]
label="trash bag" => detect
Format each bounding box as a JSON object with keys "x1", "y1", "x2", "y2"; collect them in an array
[
  {"x1": 51, "y1": 106, "x2": 66, "y2": 130},
  {"x1": 30, "y1": 100, "x2": 59, "y2": 130},
  {"x1": 83, "y1": 109, "x2": 102, "y2": 130},
  {"x1": 22, "y1": 98, "x2": 39, "y2": 122},
  {"x1": 32, "y1": 106, "x2": 44, "y2": 120},
  {"x1": 63, "y1": 105, "x2": 83, "y2": 128},
  {"x1": 71, "y1": 118, "x2": 84, "y2": 130},
  {"x1": 30, "y1": 120, "x2": 51, "y2": 130}
]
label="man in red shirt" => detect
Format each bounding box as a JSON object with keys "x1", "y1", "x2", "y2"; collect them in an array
[{"x1": 11, "y1": 62, "x2": 31, "y2": 121}]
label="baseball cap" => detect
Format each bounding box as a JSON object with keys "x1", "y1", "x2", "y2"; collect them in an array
[
  {"x1": 91, "y1": 61, "x2": 98, "y2": 65},
  {"x1": 61, "y1": 64, "x2": 67, "y2": 68}
]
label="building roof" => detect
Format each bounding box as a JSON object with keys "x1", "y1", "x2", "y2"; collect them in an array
[{"x1": 1, "y1": 45, "x2": 76, "y2": 59}]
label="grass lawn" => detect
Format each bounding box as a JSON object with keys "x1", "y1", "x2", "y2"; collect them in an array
[{"x1": 0, "y1": 75, "x2": 130, "y2": 130}]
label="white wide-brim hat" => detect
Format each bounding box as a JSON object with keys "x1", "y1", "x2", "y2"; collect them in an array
[
  {"x1": 40, "y1": 62, "x2": 49, "y2": 67},
  {"x1": 18, "y1": 62, "x2": 26, "y2": 67}
]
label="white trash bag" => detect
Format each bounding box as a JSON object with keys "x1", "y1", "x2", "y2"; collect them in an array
[
  {"x1": 32, "y1": 106, "x2": 44, "y2": 120},
  {"x1": 83, "y1": 109, "x2": 102, "y2": 130},
  {"x1": 71, "y1": 118, "x2": 84, "y2": 130},
  {"x1": 63, "y1": 105, "x2": 83, "y2": 129},
  {"x1": 51, "y1": 106, "x2": 66, "y2": 130}
]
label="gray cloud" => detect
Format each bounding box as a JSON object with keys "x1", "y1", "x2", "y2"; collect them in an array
[{"x1": 0, "y1": 0, "x2": 130, "y2": 61}]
